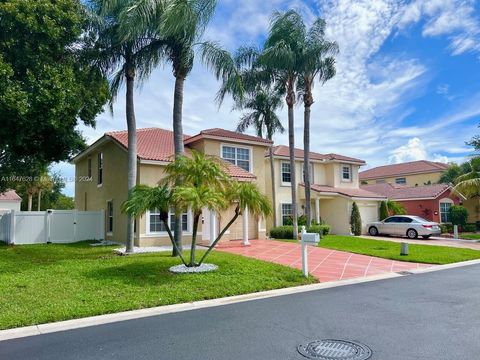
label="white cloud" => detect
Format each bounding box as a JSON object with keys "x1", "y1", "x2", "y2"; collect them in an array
[{"x1": 388, "y1": 137, "x2": 449, "y2": 164}]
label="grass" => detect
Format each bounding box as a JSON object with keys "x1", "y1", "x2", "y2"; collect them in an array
[
  {"x1": 0, "y1": 241, "x2": 316, "y2": 330},
  {"x1": 460, "y1": 234, "x2": 480, "y2": 240},
  {"x1": 317, "y1": 235, "x2": 480, "y2": 265}
]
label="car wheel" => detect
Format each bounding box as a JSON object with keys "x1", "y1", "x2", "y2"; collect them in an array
[
  {"x1": 422, "y1": 235, "x2": 431, "y2": 239},
  {"x1": 407, "y1": 229, "x2": 418, "y2": 239},
  {"x1": 368, "y1": 226, "x2": 378, "y2": 236}
]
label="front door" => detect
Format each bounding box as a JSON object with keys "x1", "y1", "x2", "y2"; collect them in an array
[{"x1": 202, "y1": 208, "x2": 211, "y2": 242}]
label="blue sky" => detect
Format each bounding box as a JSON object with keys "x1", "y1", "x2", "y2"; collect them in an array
[{"x1": 56, "y1": 0, "x2": 480, "y2": 196}]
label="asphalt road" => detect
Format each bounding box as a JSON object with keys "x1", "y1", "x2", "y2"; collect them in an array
[{"x1": 2, "y1": 264, "x2": 480, "y2": 360}]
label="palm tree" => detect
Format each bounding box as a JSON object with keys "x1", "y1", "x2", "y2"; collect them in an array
[
  {"x1": 452, "y1": 157, "x2": 480, "y2": 220},
  {"x1": 258, "y1": 10, "x2": 307, "y2": 239},
  {"x1": 235, "y1": 85, "x2": 284, "y2": 227},
  {"x1": 123, "y1": 0, "x2": 242, "y2": 254},
  {"x1": 297, "y1": 17, "x2": 338, "y2": 227},
  {"x1": 122, "y1": 152, "x2": 271, "y2": 267},
  {"x1": 88, "y1": 0, "x2": 164, "y2": 254}
]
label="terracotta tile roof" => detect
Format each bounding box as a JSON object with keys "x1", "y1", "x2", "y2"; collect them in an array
[
  {"x1": 107, "y1": 128, "x2": 255, "y2": 180},
  {"x1": 301, "y1": 184, "x2": 385, "y2": 199},
  {"x1": 184, "y1": 128, "x2": 272, "y2": 146},
  {"x1": 359, "y1": 160, "x2": 449, "y2": 180},
  {"x1": 270, "y1": 145, "x2": 365, "y2": 164},
  {"x1": 0, "y1": 190, "x2": 21, "y2": 201},
  {"x1": 360, "y1": 183, "x2": 452, "y2": 200}
]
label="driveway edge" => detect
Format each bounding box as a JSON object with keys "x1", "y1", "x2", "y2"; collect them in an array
[{"x1": 2, "y1": 259, "x2": 480, "y2": 342}]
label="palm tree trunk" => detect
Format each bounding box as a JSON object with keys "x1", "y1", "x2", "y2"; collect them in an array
[
  {"x1": 37, "y1": 189, "x2": 42, "y2": 211},
  {"x1": 287, "y1": 102, "x2": 298, "y2": 239},
  {"x1": 125, "y1": 67, "x2": 137, "y2": 254},
  {"x1": 27, "y1": 193, "x2": 32, "y2": 211},
  {"x1": 269, "y1": 146, "x2": 277, "y2": 227},
  {"x1": 173, "y1": 75, "x2": 185, "y2": 256},
  {"x1": 303, "y1": 87, "x2": 313, "y2": 227},
  {"x1": 189, "y1": 212, "x2": 201, "y2": 266}
]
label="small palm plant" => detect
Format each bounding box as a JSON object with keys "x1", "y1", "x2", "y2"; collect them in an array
[{"x1": 122, "y1": 151, "x2": 271, "y2": 268}]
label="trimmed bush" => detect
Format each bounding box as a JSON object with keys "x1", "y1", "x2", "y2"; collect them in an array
[
  {"x1": 306, "y1": 224, "x2": 330, "y2": 236},
  {"x1": 269, "y1": 226, "x2": 294, "y2": 239},
  {"x1": 462, "y1": 223, "x2": 477, "y2": 233},
  {"x1": 379, "y1": 201, "x2": 389, "y2": 221},
  {"x1": 449, "y1": 205, "x2": 469, "y2": 227},
  {"x1": 440, "y1": 224, "x2": 453, "y2": 233},
  {"x1": 350, "y1": 202, "x2": 362, "y2": 236}
]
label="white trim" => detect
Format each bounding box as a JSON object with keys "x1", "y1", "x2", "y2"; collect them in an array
[
  {"x1": 340, "y1": 163, "x2": 352, "y2": 182},
  {"x1": 185, "y1": 134, "x2": 271, "y2": 148},
  {"x1": 220, "y1": 143, "x2": 253, "y2": 173},
  {"x1": 139, "y1": 159, "x2": 171, "y2": 166},
  {"x1": 439, "y1": 198, "x2": 454, "y2": 224},
  {"x1": 271, "y1": 154, "x2": 365, "y2": 166},
  {"x1": 280, "y1": 161, "x2": 291, "y2": 186}
]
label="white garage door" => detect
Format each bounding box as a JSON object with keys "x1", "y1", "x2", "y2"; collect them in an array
[{"x1": 358, "y1": 203, "x2": 379, "y2": 234}]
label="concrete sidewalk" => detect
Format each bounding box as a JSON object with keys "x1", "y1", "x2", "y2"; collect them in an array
[{"x1": 367, "y1": 234, "x2": 480, "y2": 250}]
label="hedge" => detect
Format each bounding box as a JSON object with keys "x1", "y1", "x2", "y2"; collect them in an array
[{"x1": 269, "y1": 224, "x2": 331, "y2": 239}]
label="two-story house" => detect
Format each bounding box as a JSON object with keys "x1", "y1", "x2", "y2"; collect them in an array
[
  {"x1": 359, "y1": 160, "x2": 449, "y2": 187},
  {"x1": 72, "y1": 128, "x2": 271, "y2": 247},
  {"x1": 265, "y1": 145, "x2": 385, "y2": 235}
]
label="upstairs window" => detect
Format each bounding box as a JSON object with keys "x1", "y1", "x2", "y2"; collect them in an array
[
  {"x1": 281, "y1": 162, "x2": 291, "y2": 184},
  {"x1": 341, "y1": 164, "x2": 351, "y2": 182},
  {"x1": 221, "y1": 145, "x2": 251, "y2": 172},
  {"x1": 395, "y1": 177, "x2": 406, "y2": 185},
  {"x1": 97, "y1": 152, "x2": 103, "y2": 185}
]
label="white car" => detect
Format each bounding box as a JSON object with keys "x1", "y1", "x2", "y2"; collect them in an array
[{"x1": 367, "y1": 215, "x2": 441, "y2": 239}]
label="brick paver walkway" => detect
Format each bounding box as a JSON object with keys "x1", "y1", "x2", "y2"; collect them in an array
[{"x1": 215, "y1": 240, "x2": 432, "y2": 282}]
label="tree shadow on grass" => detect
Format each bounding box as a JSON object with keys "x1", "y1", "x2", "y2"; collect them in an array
[{"x1": 84, "y1": 259, "x2": 215, "y2": 287}]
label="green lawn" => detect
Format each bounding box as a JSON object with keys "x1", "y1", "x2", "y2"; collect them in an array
[
  {"x1": 460, "y1": 234, "x2": 480, "y2": 240},
  {"x1": 0, "y1": 241, "x2": 316, "y2": 330},
  {"x1": 317, "y1": 235, "x2": 480, "y2": 265}
]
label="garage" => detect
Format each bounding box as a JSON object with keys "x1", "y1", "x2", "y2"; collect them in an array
[{"x1": 357, "y1": 202, "x2": 380, "y2": 234}]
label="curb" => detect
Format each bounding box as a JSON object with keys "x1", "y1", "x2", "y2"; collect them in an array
[{"x1": 2, "y1": 259, "x2": 480, "y2": 342}]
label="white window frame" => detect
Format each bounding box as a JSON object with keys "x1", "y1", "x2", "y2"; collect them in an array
[
  {"x1": 146, "y1": 208, "x2": 192, "y2": 235},
  {"x1": 280, "y1": 203, "x2": 293, "y2": 226},
  {"x1": 220, "y1": 144, "x2": 253, "y2": 173},
  {"x1": 106, "y1": 200, "x2": 113, "y2": 235},
  {"x1": 395, "y1": 177, "x2": 407, "y2": 185},
  {"x1": 281, "y1": 161, "x2": 291, "y2": 186},
  {"x1": 341, "y1": 164, "x2": 352, "y2": 182},
  {"x1": 439, "y1": 198, "x2": 454, "y2": 224}
]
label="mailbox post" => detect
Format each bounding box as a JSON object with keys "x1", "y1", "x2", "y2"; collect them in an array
[{"x1": 301, "y1": 226, "x2": 320, "y2": 278}]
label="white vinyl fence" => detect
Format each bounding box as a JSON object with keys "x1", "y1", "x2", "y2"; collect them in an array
[{"x1": 0, "y1": 210, "x2": 104, "y2": 245}]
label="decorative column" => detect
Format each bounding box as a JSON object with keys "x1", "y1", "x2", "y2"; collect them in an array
[
  {"x1": 242, "y1": 206, "x2": 250, "y2": 246},
  {"x1": 315, "y1": 198, "x2": 320, "y2": 224},
  {"x1": 210, "y1": 210, "x2": 217, "y2": 245}
]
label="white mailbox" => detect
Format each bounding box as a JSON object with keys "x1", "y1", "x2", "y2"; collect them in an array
[{"x1": 302, "y1": 233, "x2": 320, "y2": 244}]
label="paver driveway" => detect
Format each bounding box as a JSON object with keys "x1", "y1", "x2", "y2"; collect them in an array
[{"x1": 216, "y1": 240, "x2": 432, "y2": 282}]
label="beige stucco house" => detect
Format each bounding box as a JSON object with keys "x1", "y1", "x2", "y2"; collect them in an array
[
  {"x1": 73, "y1": 128, "x2": 271, "y2": 247},
  {"x1": 359, "y1": 160, "x2": 449, "y2": 187},
  {"x1": 266, "y1": 146, "x2": 385, "y2": 235}
]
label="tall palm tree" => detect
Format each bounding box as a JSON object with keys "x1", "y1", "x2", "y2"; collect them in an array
[
  {"x1": 235, "y1": 85, "x2": 284, "y2": 227},
  {"x1": 125, "y1": 0, "x2": 241, "y2": 254},
  {"x1": 88, "y1": 0, "x2": 164, "y2": 253},
  {"x1": 297, "y1": 17, "x2": 338, "y2": 226},
  {"x1": 259, "y1": 10, "x2": 307, "y2": 239}
]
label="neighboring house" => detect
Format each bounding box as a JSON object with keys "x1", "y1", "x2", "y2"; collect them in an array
[
  {"x1": 0, "y1": 190, "x2": 21, "y2": 211},
  {"x1": 265, "y1": 145, "x2": 385, "y2": 235},
  {"x1": 361, "y1": 183, "x2": 463, "y2": 223},
  {"x1": 359, "y1": 160, "x2": 449, "y2": 187},
  {"x1": 72, "y1": 128, "x2": 271, "y2": 246}
]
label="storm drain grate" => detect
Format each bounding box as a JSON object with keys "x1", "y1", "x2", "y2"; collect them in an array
[{"x1": 297, "y1": 339, "x2": 372, "y2": 360}]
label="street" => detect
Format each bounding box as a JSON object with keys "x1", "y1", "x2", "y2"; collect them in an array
[{"x1": 2, "y1": 264, "x2": 480, "y2": 359}]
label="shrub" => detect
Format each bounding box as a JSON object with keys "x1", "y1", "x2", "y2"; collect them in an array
[
  {"x1": 449, "y1": 205, "x2": 469, "y2": 226},
  {"x1": 440, "y1": 224, "x2": 453, "y2": 233},
  {"x1": 297, "y1": 214, "x2": 307, "y2": 226},
  {"x1": 350, "y1": 202, "x2": 362, "y2": 236},
  {"x1": 379, "y1": 201, "x2": 389, "y2": 221},
  {"x1": 306, "y1": 224, "x2": 330, "y2": 236},
  {"x1": 462, "y1": 223, "x2": 477, "y2": 233},
  {"x1": 269, "y1": 226, "x2": 294, "y2": 239}
]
